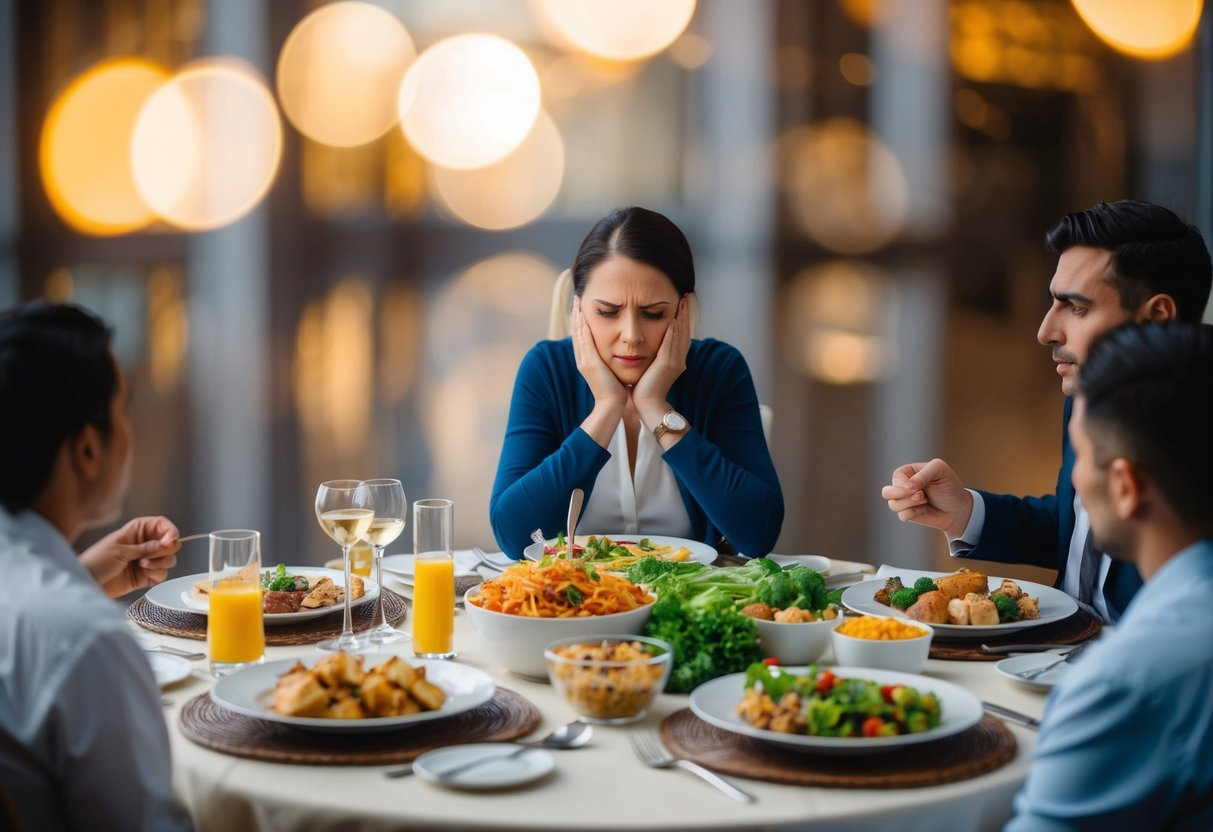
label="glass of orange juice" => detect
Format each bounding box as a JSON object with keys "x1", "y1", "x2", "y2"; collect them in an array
[
  {"x1": 412, "y1": 498, "x2": 456, "y2": 659},
  {"x1": 207, "y1": 529, "x2": 265, "y2": 677}
]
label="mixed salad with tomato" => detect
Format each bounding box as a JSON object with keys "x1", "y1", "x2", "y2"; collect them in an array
[{"x1": 742, "y1": 662, "x2": 942, "y2": 737}]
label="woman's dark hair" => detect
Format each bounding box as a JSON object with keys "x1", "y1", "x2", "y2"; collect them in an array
[
  {"x1": 1079, "y1": 322, "x2": 1213, "y2": 530},
  {"x1": 0, "y1": 301, "x2": 116, "y2": 512},
  {"x1": 1045, "y1": 199, "x2": 1212, "y2": 323},
  {"x1": 571, "y1": 207, "x2": 695, "y2": 296}
]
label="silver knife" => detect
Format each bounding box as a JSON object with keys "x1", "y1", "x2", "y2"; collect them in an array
[
  {"x1": 567, "y1": 488, "x2": 584, "y2": 556},
  {"x1": 981, "y1": 642, "x2": 1083, "y2": 654},
  {"x1": 982, "y1": 701, "x2": 1041, "y2": 730}
]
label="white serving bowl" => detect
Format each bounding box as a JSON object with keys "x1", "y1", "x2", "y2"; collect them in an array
[
  {"x1": 753, "y1": 613, "x2": 842, "y2": 666},
  {"x1": 463, "y1": 584, "x2": 654, "y2": 680},
  {"x1": 829, "y1": 616, "x2": 933, "y2": 673}
]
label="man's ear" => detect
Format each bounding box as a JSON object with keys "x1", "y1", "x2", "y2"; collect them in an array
[
  {"x1": 1107, "y1": 457, "x2": 1146, "y2": 519},
  {"x1": 69, "y1": 424, "x2": 103, "y2": 480},
  {"x1": 1138, "y1": 293, "x2": 1178, "y2": 322}
]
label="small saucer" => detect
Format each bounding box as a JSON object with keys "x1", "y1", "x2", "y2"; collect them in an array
[
  {"x1": 767, "y1": 554, "x2": 831, "y2": 573},
  {"x1": 412, "y1": 743, "x2": 555, "y2": 790},
  {"x1": 995, "y1": 653, "x2": 1071, "y2": 692},
  {"x1": 147, "y1": 653, "x2": 193, "y2": 689}
]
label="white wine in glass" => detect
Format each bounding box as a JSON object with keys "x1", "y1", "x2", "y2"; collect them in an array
[
  {"x1": 315, "y1": 479, "x2": 373, "y2": 652},
  {"x1": 357, "y1": 479, "x2": 407, "y2": 645}
]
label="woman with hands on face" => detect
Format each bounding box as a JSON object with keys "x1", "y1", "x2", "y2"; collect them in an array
[{"x1": 490, "y1": 206, "x2": 783, "y2": 559}]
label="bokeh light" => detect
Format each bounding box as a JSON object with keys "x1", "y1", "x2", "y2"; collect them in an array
[
  {"x1": 39, "y1": 57, "x2": 168, "y2": 235},
  {"x1": 780, "y1": 117, "x2": 909, "y2": 255},
  {"x1": 397, "y1": 34, "x2": 541, "y2": 170},
  {"x1": 430, "y1": 110, "x2": 565, "y2": 230},
  {"x1": 277, "y1": 1, "x2": 416, "y2": 147},
  {"x1": 786, "y1": 260, "x2": 895, "y2": 385},
  {"x1": 530, "y1": 0, "x2": 697, "y2": 62},
  {"x1": 1070, "y1": 0, "x2": 1201, "y2": 59},
  {"x1": 131, "y1": 58, "x2": 283, "y2": 231}
]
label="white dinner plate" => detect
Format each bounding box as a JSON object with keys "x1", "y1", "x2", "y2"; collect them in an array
[
  {"x1": 210, "y1": 654, "x2": 495, "y2": 733},
  {"x1": 143, "y1": 567, "x2": 379, "y2": 626},
  {"x1": 412, "y1": 743, "x2": 555, "y2": 790},
  {"x1": 841, "y1": 574, "x2": 1078, "y2": 640},
  {"x1": 522, "y1": 534, "x2": 717, "y2": 566},
  {"x1": 767, "y1": 554, "x2": 831, "y2": 573},
  {"x1": 690, "y1": 666, "x2": 983, "y2": 755},
  {"x1": 147, "y1": 653, "x2": 193, "y2": 689},
  {"x1": 381, "y1": 551, "x2": 508, "y2": 583},
  {"x1": 995, "y1": 653, "x2": 1072, "y2": 692}
]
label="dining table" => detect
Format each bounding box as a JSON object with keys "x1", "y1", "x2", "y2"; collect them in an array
[{"x1": 144, "y1": 556, "x2": 1063, "y2": 832}]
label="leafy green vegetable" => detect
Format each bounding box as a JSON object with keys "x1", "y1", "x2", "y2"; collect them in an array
[
  {"x1": 564, "y1": 585, "x2": 584, "y2": 606},
  {"x1": 262, "y1": 563, "x2": 297, "y2": 592},
  {"x1": 644, "y1": 586, "x2": 762, "y2": 693},
  {"x1": 624, "y1": 557, "x2": 708, "y2": 585},
  {"x1": 991, "y1": 591, "x2": 1020, "y2": 622}
]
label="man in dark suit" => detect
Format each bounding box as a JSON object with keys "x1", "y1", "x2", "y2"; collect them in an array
[{"x1": 881, "y1": 199, "x2": 1212, "y2": 622}]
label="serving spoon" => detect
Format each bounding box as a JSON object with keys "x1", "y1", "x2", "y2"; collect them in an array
[{"x1": 383, "y1": 720, "x2": 592, "y2": 779}]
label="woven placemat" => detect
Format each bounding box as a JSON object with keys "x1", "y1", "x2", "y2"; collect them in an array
[
  {"x1": 127, "y1": 590, "x2": 408, "y2": 646},
  {"x1": 930, "y1": 608, "x2": 1101, "y2": 661},
  {"x1": 660, "y1": 710, "x2": 1016, "y2": 789},
  {"x1": 179, "y1": 686, "x2": 540, "y2": 765}
]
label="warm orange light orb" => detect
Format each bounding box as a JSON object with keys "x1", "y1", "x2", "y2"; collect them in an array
[
  {"x1": 131, "y1": 58, "x2": 283, "y2": 231},
  {"x1": 1070, "y1": 0, "x2": 1202, "y2": 59},
  {"x1": 397, "y1": 34, "x2": 541, "y2": 170},
  {"x1": 531, "y1": 0, "x2": 697, "y2": 62},
  {"x1": 430, "y1": 110, "x2": 565, "y2": 230},
  {"x1": 39, "y1": 58, "x2": 169, "y2": 235},
  {"x1": 277, "y1": 1, "x2": 415, "y2": 147}
]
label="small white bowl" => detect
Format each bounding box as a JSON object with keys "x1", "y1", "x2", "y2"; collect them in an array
[
  {"x1": 753, "y1": 614, "x2": 841, "y2": 665},
  {"x1": 829, "y1": 616, "x2": 933, "y2": 673},
  {"x1": 463, "y1": 584, "x2": 654, "y2": 680}
]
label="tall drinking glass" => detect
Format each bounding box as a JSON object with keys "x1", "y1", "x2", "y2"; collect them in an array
[
  {"x1": 412, "y1": 498, "x2": 456, "y2": 659},
  {"x1": 315, "y1": 479, "x2": 373, "y2": 652},
  {"x1": 359, "y1": 478, "x2": 408, "y2": 644},
  {"x1": 207, "y1": 529, "x2": 265, "y2": 677}
]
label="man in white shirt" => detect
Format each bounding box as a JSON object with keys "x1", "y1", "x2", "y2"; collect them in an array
[
  {"x1": 0, "y1": 301, "x2": 192, "y2": 831},
  {"x1": 881, "y1": 200, "x2": 1212, "y2": 622}
]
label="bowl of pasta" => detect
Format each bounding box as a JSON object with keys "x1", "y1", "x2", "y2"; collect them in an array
[
  {"x1": 544, "y1": 635, "x2": 672, "y2": 724},
  {"x1": 463, "y1": 560, "x2": 655, "y2": 680}
]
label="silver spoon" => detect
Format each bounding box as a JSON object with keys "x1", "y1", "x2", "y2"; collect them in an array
[{"x1": 383, "y1": 720, "x2": 592, "y2": 779}]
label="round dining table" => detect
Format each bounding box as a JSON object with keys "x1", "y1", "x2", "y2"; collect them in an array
[{"x1": 149, "y1": 559, "x2": 1052, "y2": 832}]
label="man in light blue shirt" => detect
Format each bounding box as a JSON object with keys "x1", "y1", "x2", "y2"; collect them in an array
[
  {"x1": 1007, "y1": 322, "x2": 1213, "y2": 830},
  {"x1": 0, "y1": 302, "x2": 192, "y2": 831}
]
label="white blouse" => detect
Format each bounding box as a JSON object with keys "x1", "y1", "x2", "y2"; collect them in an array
[{"x1": 578, "y1": 419, "x2": 694, "y2": 537}]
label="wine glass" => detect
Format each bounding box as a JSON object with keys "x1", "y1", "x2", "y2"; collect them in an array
[
  {"x1": 358, "y1": 478, "x2": 408, "y2": 644},
  {"x1": 315, "y1": 479, "x2": 373, "y2": 652}
]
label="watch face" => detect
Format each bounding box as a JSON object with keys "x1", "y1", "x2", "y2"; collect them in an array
[{"x1": 664, "y1": 411, "x2": 688, "y2": 431}]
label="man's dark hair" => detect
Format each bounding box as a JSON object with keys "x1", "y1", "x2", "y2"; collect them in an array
[
  {"x1": 571, "y1": 206, "x2": 695, "y2": 297},
  {"x1": 1079, "y1": 322, "x2": 1213, "y2": 530},
  {"x1": 1046, "y1": 199, "x2": 1212, "y2": 323},
  {"x1": 0, "y1": 301, "x2": 116, "y2": 512}
]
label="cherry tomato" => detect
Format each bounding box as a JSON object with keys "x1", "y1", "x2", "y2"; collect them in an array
[
  {"x1": 880, "y1": 684, "x2": 903, "y2": 704},
  {"x1": 815, "y1": 670, "x2": 836, "y2": 695},
  {"x1": 863, "y1": 716, "x2": 885, "y2": 737},
  {"x1": 762, "y1": 657, "x2": 782, "y2": 666}
]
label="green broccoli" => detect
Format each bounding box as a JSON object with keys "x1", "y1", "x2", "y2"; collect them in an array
[
  {"x1": 624, "y1": 557, "x2": 706, "y2": 586},
  {"x1": 755, "y1": 570, "x2": 798, "y2": 609},
  {"x1": 784, "y1": 565, "x2": 829, "y2": 611},
  {"x1": 991, "y1": 592, "x2": 1021, "y2": 622},
  {"x1": 888, "y1": 587, "x2": 920, "y2": 609},
  {"x1": 912, "y1": 576, "x2": 939, "y2": 594}
]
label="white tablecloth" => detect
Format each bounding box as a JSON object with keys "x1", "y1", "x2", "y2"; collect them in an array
[{"x1": 152, "y1": 561, "x2": 1050, "y2": 831}]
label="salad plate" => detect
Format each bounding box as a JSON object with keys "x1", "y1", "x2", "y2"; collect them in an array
[
  {"x1": 210, "y1": 654, "x2": 495, "y2": 733},
  {"x1": 522, "y1": 534, "x2": 717, "y2": 566},
  {"x1": 690, "y1": 666, "x2": 983, "y2": 755},
  {"x1": 995, "y1": 653, "x2": 1072, "y2": 692},
  {"x1": 841, "y1": 571, "x2": 1077, "y2": 640},
  {"x1": 412, "y1": 743, "x2": 555, "y2": 790},
  {"x1": 143, "y1": 567, "x2": 378, "y2": 626}
]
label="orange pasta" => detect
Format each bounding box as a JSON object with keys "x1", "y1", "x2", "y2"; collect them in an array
[{"x1": 467, "y1": 559, "x2": 652, "y2": 618}]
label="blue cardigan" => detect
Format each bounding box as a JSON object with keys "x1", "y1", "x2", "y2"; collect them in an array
[{"x1": 489, "y1": 338, "x2": 784, "y2": 559}]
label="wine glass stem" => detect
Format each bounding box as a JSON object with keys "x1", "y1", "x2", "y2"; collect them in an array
[
  {"x1": 340, "y1": 545, "x2": 354, "y2": 638},
  {"x1": 374, "y1": 545, "x2": 388, "y2": 629}
]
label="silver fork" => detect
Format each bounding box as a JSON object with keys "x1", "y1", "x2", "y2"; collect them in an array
[
  {"x1": 469, "y1": 546, "x2": 508, "y2": 573},
  {"x1": 628, "y1": 730, "x2": 755, "y2": 804},
  {"x1": 1013, "y1": 640, "x2": 1093, "y2": 681}
]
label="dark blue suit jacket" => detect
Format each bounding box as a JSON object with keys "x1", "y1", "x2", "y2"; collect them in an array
[{"x1": 964, "y1": 398, "x2": 1143, "y2": 620}]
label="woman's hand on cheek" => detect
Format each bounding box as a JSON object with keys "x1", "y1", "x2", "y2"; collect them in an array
[
  {"x1": 632, "y1": 294, "x2": 690, "y2": 411},
  {"x1": 572, "y1": 297, "x2": 627, "y2": 409}
]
